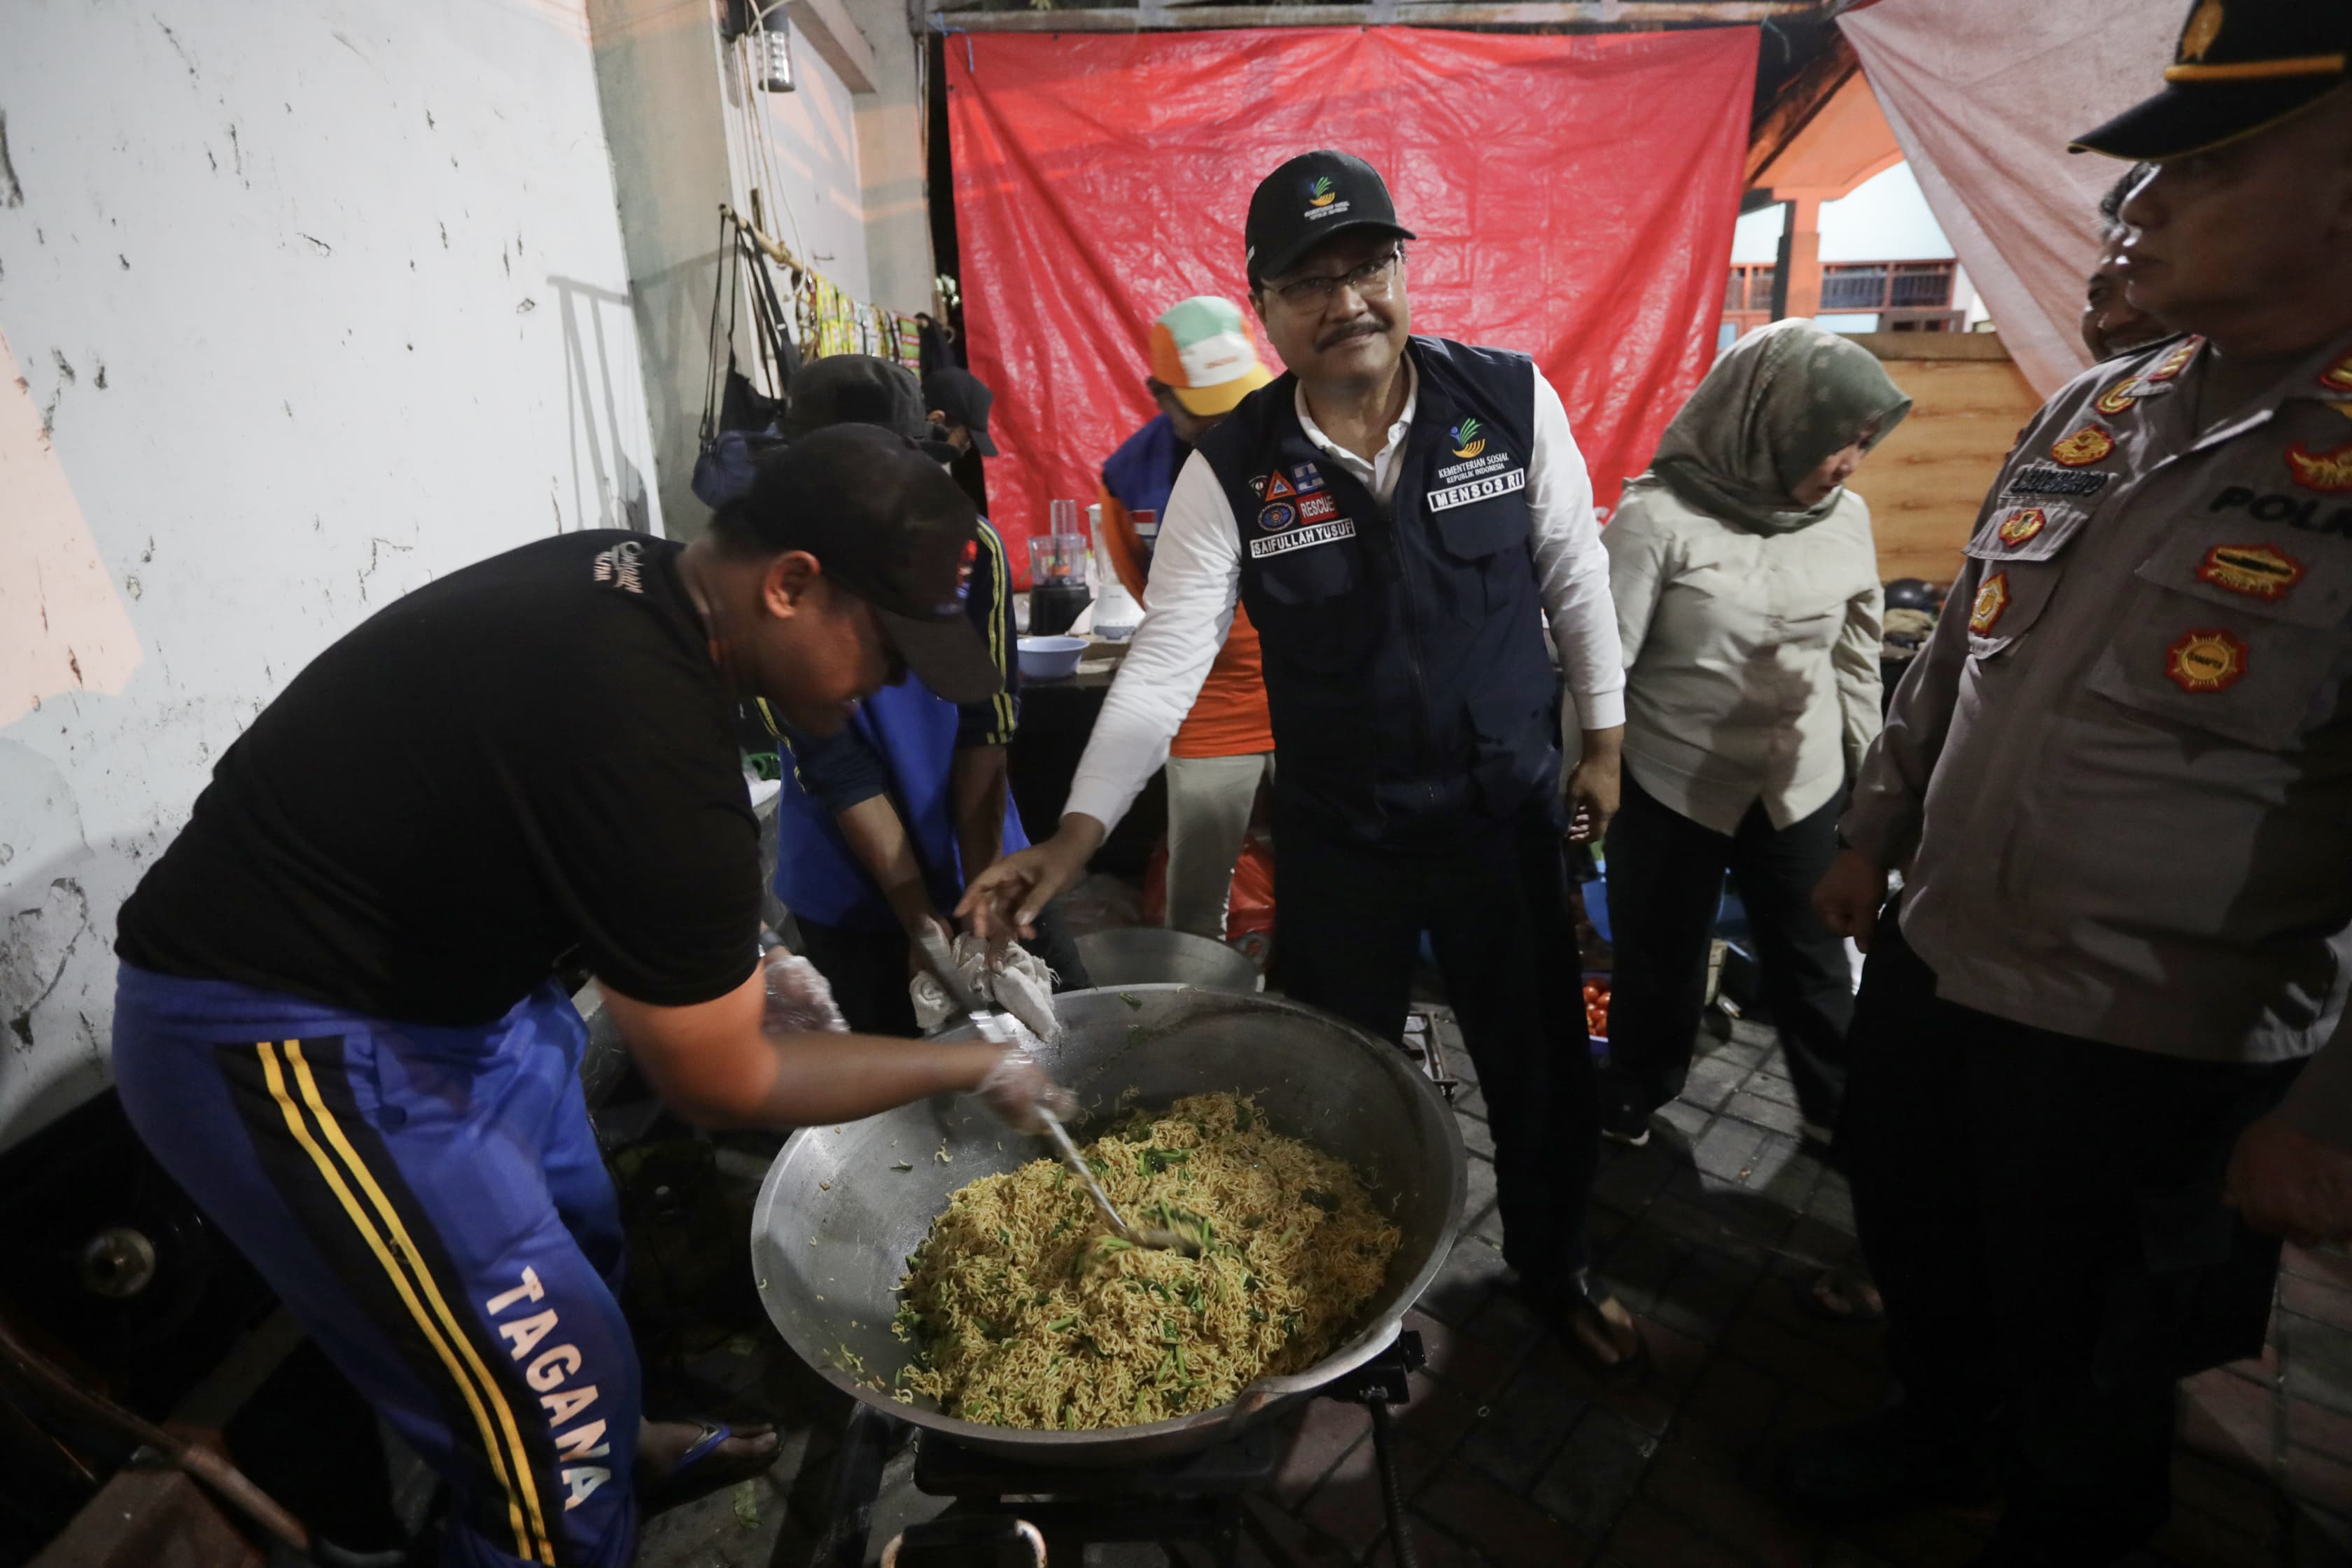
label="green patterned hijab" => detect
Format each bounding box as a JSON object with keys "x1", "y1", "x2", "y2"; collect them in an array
[{"x1": 1637, "y1": 318, "x2": 1913, "y2": 535}]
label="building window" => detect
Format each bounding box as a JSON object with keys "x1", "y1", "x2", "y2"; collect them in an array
[
  {"x1": 1723, "y1": 262, "x2": 1777, "y2": 343},
  {"x1": 1823, "y1": 260, "x2": 1961, "y2": 330}
]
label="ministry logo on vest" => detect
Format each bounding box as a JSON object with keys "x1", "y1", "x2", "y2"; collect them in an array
[{"x1": 1429, "y1": 417, "x2": 1525, "y2": 510}]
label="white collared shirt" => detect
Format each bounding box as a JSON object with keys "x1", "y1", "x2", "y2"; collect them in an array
[{"x1": 1063, "y1": 349, "x2": 1626, "y2": 832}]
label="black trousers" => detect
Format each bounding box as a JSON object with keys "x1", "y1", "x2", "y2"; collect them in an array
[
  {"x1": 1600, "y1": 769, "x2": 1853, "y2": 1125},
  {"x1": 1844, "y1": 908, "x2": 2299, "y2": 1558},
  {"x1": 794, "y1": 901, "x2": 1091, "y2": 1038},
  {"x1": 1273, "y1": 802, "x2": 1595, "y2": 1294}
]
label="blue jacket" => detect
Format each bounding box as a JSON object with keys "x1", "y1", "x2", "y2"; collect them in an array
[
  {"x1": 766, "y1": 518, "x2": 1027, "y2": 930},
  {"x1": 1102, "y1": 412, "x2": 1187, "y2": 521}
]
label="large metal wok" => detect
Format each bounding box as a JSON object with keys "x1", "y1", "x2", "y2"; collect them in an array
[{"x1": 749, "y1": 986, "x2": 1466, "y2": 1465}]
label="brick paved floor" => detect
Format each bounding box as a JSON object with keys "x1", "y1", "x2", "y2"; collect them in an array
[
  {"x1": 1245, "y1": 1014, "x2": 2352, "y2": 1568},
  {"x1": 638, "y1": 1013, "x2": 2352, "y2": 1568}
]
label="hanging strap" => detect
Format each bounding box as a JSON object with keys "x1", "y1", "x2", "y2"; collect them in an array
[{"x1": 699, "y1": 209, "x2": 746, "y2": 449}]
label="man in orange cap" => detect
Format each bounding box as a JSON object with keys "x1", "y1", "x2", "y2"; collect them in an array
[{"x1": 1096, "y1": 297, "x2": 1278, "y2": 941}]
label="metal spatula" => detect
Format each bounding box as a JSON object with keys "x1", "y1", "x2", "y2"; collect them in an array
[{"x1": 911, "y1": 925, "x2": 1197, "y2": 1256}]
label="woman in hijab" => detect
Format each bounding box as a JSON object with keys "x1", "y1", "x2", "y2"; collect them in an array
[{"x1": 1596, "y1": 318, "x2": 1911, "y2": 1166}]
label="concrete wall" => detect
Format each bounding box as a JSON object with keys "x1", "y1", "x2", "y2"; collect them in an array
[
  {"x1": 0, "y1": 0, "x2": 661, "y2": 1149},
  {"x1": 587, "y1": 0, "x2": 738, "y2": 539},
  {"x1": 846, "y1": 0, "x2": 934, "y2": 316},
  {"x1": 748, "y1": 15, "x2": 874, "y2": 302},
  {"x1": 589, "y1": 0, "x2": 921, "y2": 537}
]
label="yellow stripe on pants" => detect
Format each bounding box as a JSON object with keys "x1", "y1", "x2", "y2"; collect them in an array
[{"x1": 255, "y1": 1042, "x2": 554, "y2": 1565}]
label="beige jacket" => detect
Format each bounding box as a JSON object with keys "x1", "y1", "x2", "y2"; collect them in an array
[
  {"x1": 1845, "y1": 331, "x2": 2352, "y2": 1133},
  {"x1": 1604, "y1": 479, "x2": 1884, "y2": 836}
]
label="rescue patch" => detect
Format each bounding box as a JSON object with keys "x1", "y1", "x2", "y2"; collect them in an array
[
  {"x1": 1299, "y1": 492, "x2": 1338, "y2": 522},
  {"x1": 1262, "y1": 471, "x2": 1298, "y2": 502},
  {"x1": 2094, "y1": 379, "x2": 2140, "y2": 417},
  {"x1": 1249, "y1": 518, "x2": 1357, "y2": 559},
  {"x1": 2196, "y1": 543, "x2": 2304, "y2": 601},
  {"x1": 1995, "y1": 508, "x2": 2049, "y2": 547},
  {"x1": 1427, "y1": 468, "x2": 1527, "y2": 512},
  {"x1": 1258, "y1": 501, "x2": 1298, "y2": 532},
  {"x1": 2005, "y1": 465, "x2": 2113, "y2": 498},
  {"x1": 2286, "y1": 439, "x2": 2352, "y2": 493},
  {"x1": 2166, "y1": 629, "x2": 2247, "y2": 694},
  {"x1": 2050, "y1": 427, "x2": 2117, "y2": 468},
  {"x1": 1969, "y1": 572, "x2": 2011, "y2": 636}
]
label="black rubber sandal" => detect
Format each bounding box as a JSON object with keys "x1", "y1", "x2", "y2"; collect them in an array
[{"x1": 1551, "y1": 1270, "x2": 1651, "y2": 1387}]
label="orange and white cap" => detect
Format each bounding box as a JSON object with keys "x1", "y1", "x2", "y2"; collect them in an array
[{"x1": 1148, "y1": 296, "x2": 1275, "y2": 417}]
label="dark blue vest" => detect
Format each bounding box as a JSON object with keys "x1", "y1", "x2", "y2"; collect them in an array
[{"x1": 1194, "y1": 336, "x2": 1561, "y2": 843}]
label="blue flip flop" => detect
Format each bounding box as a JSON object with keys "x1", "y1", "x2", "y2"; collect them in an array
[{"x1": 642, "y1": 1420, "x2": 779, "y2": 1513}]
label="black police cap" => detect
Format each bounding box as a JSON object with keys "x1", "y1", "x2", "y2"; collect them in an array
[{"x1": 2074, "y1": 0, "x2": 2351, "y2": 162}]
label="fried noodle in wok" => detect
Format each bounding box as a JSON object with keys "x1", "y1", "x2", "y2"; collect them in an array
[{"x1": 893, "y1": 1093, "x2": 1401, "y2": 1429}]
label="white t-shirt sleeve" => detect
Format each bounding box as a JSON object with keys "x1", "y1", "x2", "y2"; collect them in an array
[
  {"x1": 1060, "y1": 451, "x2": 1242, "y2": 830},
  {"x1": 1526, "y1": 373, "x2": 1628, "y2": 732}
]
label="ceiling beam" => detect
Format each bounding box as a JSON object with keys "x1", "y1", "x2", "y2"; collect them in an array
[
  {"x1": 1743, "y1": 24, "x2": 1858, "y2": 186},
  {"x1": 931, "y1": 2, "x2": 1833, "y2": 33}
]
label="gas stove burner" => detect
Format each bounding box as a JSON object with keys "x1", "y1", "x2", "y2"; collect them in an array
[{"x1": 827, "y1": 1331, "x2": 1428, "y2": 1568}]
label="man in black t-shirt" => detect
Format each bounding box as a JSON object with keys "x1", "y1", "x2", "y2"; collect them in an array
[{"x1": 110, "y1": 426, "x2": 1073, "y2": 1568}]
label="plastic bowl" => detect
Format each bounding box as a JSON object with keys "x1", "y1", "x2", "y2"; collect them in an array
[{"x1": 1017, "y1": 635, "x2": 1087, "y2": 681}]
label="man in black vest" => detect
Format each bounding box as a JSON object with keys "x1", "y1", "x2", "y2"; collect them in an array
[{"x1": 962, "y1": 151, "x2": 1640, "y2": 1373}]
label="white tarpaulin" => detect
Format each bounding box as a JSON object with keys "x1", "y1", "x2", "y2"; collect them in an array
[{"x1": 1841, "y1": 0, "x2": 2183, "y2": 398}]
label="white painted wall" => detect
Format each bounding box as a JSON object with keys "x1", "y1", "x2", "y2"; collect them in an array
[
  {"x1": 845, "y1": 0, "x2": 936, "y2": 316},
  {"x1": 0, "y1": 0, "x2": 661, "y2": 1149},
  {"x1": 1819, "y1": 162, "x2": 1954, "y2": 264},
  {"x1": 1731, "y1": 164, "x2": 1959, "y2": 268},
  {"x1": 1730, "y1": 204, "x2": 1785, "y2": 265},
  {"x1": 744, "y1": 18, "x2": 874, "y2": 302}
]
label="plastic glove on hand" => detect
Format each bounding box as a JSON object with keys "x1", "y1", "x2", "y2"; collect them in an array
[
  {"x1": 761, "y1": 949, "x2": 848, "y2": 1035},
  {"x1": 972, "y1": 1044, "x2": 1079, "y2": 1135}
]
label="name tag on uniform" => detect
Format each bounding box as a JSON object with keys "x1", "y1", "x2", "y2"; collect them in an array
[
  {"x1": 2004, "y1": 465, "x2": 2113, "y2": 498},
  {"x1": 1250, "y1": 519, "x2": 1357, "y2": 559},
  {"x1": 1427, "y1": 468, "x2": 1527, "y2": 512}
]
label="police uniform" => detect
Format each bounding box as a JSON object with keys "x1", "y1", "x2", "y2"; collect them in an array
[
  {"x1": 1818, "y1": 3, "x2": 2352, "y2": 1549},
  {"x1": 1063, "y1": 154, "x2": 1627, "y2": 1309}
]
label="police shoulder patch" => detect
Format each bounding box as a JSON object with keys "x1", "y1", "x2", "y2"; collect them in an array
[
  {"x1": 2050, "y1": 427, "x2": 2116, "y2": 468},
  {"x1": 2286, "y1": 439, "x2": 2352, "y2": 494},
  {"x1": 1995, "y1": 507, "x2": 2048, "y2": 547},
  {"x1": 1969, "y1": 572, "x2": 2011, "y2": 636}
]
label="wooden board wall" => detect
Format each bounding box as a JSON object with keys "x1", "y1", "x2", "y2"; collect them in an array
[{"x1": 1847, "y1": 333, "x2": 2043, "y2": 587}]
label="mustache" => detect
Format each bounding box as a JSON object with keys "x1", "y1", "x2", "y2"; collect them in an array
[{"x1": 1315, "y1": 316, "x2": 1387, "y2": 352}]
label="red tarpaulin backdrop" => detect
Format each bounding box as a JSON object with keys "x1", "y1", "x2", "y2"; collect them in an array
[{"x1": 946, "y1": 26, "x2": 1758, "y2": 584}]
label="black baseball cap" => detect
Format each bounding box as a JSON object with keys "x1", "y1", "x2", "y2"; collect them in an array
[
  {"x1": 726, "y1": 424, "x2": 1000, "y2": 705},
  {"x1": 922, "y1": 368, "x2": 999, "y2": 457},
  {"x1": 2073, "y1": 0, "x2": 2350, "y2": 161},
  {"x1": 1245, "y1": 150, "x2": 1417, "y2": 287},
  {"x1": 783, "y1": 354, "x2": 960, "y2": 464}
]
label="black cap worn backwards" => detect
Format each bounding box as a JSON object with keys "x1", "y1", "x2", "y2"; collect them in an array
[
  {"x1": 922, "y1": 368, "x2": 999, "y2": 457},
  {"x1": 782, "y1": 354, "x2": 961, "y2": 464},
  {"x1": 1244, "y1": 150, "x2": 1418, "y2": 287},
  {"x1": 728, "y1": 424, "x2": 1000, "y2": 705},
  {"x1": 2073, "y1": 0, "x2": 2351, "y2": 161}
]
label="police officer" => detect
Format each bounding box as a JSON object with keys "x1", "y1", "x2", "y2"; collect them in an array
[
  {"x1": 109, "y1": 428, "x2": 1076, "y2": 1568},
  {"x1": 961, "y1": 151, "x2": 1641, "y2": 1374},
  {"x1": 1786, "y1": 4, "x2": 2352, "y2": 1556}
]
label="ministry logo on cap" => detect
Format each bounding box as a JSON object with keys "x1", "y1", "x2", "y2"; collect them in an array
[{"x1": 1247, "y1": 149, "x2": 1415, "y2": 283}]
